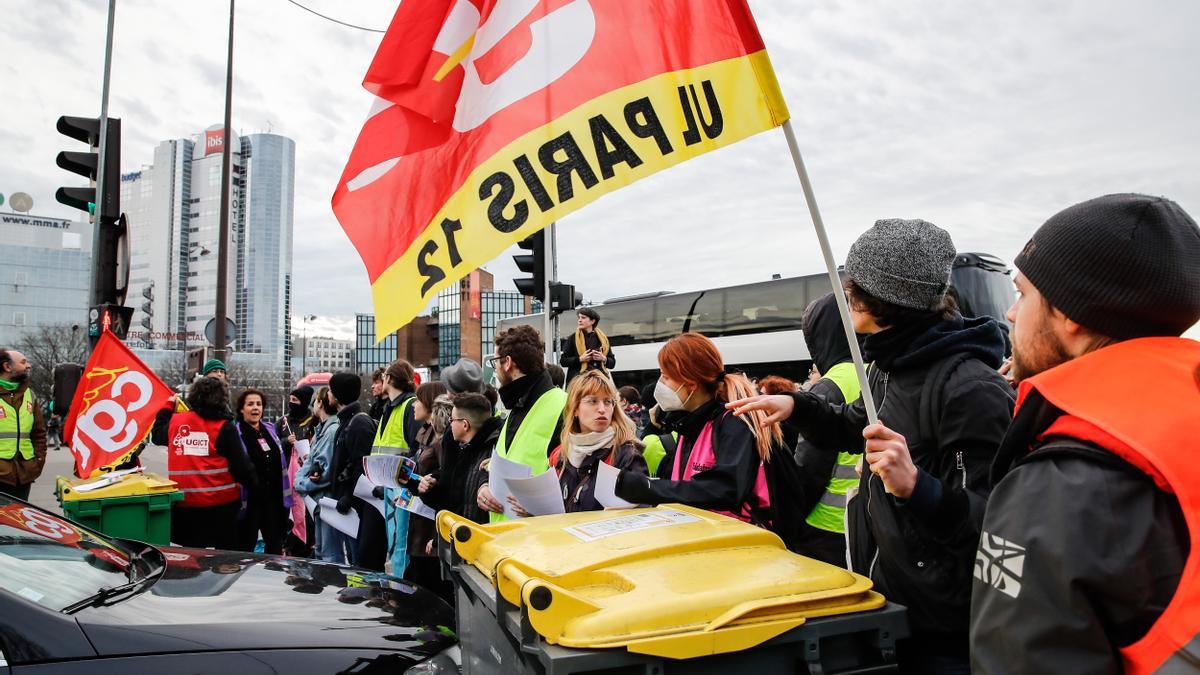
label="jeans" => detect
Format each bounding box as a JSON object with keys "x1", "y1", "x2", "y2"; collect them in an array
[{"x1": 317, "y1": 518, "x2": 355, "y2": 565}]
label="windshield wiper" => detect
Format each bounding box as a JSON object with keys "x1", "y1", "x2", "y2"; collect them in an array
[{"x1": 61, "y1": 544, "x2": 165, "y2": 614}]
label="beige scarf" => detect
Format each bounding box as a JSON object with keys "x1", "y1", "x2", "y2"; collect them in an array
[{"x1": 574, "y1": 327, "x2": 611, "y2": 372}]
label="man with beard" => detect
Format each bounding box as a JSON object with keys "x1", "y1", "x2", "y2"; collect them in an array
[
  {"x1": 476, "y1": 325, "x2": 566, "y2": 523},
  {"x1": 0, "y1": 349, "x2": 46, "y2": 500},
  {"x1": 970, "y1": 194, "x2": 1200, "y2": 673}
]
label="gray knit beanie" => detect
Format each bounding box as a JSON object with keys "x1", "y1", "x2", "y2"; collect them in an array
[{"x1": 844, "y1": 219, "x2": 957, "y2": 310}]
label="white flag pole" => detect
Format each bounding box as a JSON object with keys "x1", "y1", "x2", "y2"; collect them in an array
[{"x1": 780, "y1": 120, "x2": 879, "y2": 425}]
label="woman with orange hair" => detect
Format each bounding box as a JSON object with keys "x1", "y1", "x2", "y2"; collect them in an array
[{"x1": 614, "y1": 333, "x2": 782, "y2": 522}]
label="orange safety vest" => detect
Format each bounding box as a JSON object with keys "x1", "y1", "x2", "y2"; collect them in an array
[
  {"x1": 1017, "y1": 337, "x2": 1200, "y2": 674},
  {"x1": 167, "y1": 411, "x2": 240, "y2": 508}
]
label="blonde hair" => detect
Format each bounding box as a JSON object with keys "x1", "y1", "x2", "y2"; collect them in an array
[
  {"x1": 559, "y1": 370, "x2": 637, "y2": 454},
  {"x1": 658, "y1": 332, "x2": 783, "y2": 460}
]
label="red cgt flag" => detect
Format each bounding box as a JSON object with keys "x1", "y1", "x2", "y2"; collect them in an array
[
  {"x1": 333, "y1": 0, "x2": 789, "y2": 337},
  {"x1": 63, "y1": 331, "x2": 174, "y2": 478}
]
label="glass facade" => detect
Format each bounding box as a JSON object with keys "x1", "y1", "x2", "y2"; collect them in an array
[
  {"x1": 481, "y1": 290, "x2": 526, "y2": 356},
  {"x1": 355, "y1": 314, "x2": 398, "y2": 375},
  {"x1": 436, "y1": 286, "x2": 461, "y2": 366},
  {"x1": 0, "y1": 240, "x2": 90, "y2": 345},
  {"x1": 238, "y1": 134, "x2": 295, "y2": 372}
]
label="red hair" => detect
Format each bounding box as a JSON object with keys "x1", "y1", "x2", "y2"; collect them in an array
[{"x1": 658, "y1": 333, "x2": 782, "y2": 460}]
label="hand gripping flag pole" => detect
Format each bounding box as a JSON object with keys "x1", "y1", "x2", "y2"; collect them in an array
[{"x1": 780, "y1": 121, "x2": 879, "y2": 426}]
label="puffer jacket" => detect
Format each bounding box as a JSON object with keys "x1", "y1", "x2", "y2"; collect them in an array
[
  {"x1": 295, "y1": 415, "x2": 339, "y2": 497},
  {"x1": 784, "y1": 313, "x2": 1014, "y2": 655}
]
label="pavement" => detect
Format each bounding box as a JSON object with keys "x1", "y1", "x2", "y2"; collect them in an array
[{"x1": 27, "y1": 442, "x2": 168, "y2": 515}]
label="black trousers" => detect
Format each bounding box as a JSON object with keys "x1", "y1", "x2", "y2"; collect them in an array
[
  {"x1": 404, "y1": 555, "x2": 452, "y2": 602},
  {"x1": 171, "y1": 501, "x2": 240, "y2": 550},
  {"x1": 0, "y1": 481, "x2": 32, "y2": 501},
  {"x1": 236, "y1": 500, "x2": 286, "y2": 554},
  {"x1": 355, "y1": 501, "x2": 387, "y2": 571}
]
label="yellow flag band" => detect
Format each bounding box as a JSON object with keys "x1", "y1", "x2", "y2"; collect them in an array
[{"x1": 370, "y1": 51, "x2": 789, "y2": 339}]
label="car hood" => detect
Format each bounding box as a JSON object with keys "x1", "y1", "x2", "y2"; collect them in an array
[{"x1": 75, "y1": 547, "x2": 456, "y2": 661}]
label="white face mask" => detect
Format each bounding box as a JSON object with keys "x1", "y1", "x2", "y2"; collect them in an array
[{"x1": 655, "y1": 379, "x2": 690, "y2": 412}]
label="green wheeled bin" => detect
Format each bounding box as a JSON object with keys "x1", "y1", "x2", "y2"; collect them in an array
[{"x1": 55, "y1": 472, "x2": 182, "y2": 546}]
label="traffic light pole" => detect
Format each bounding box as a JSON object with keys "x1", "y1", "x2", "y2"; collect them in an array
[
  {"x1": 214, "y1": 0, "x2": 235, "y2": 364},
  {"x1": 544, "y1": 222, "x2": 556, "y2": 361},
  {"x1": 90, "y1": 0, "x2": 117, "y2": 310}
]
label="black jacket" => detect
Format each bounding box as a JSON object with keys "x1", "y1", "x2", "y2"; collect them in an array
[
  {"x1": 236, "y1": 420, "x2": 285, "y2": 513},
  {"x1": 616, "y1": 400, "x2": 762, "y2": 514},
  {"x1": 152, "y1": 405, "x2": 258, "y2": 491},
  {"x1": 559, "y1": 330, "x2": 615, "y2": 383},
  {"x1": 424, "y1": 416, "x2": 504, "y2": 524},
  {"x1": 784, "y1": 313, "x2": 1014, "y2": 648},
  {"x1": 970, "y1": 389, "x2": 1188, "y2": 674},
  {"x1": 330, "y1": 402, "x2": 377, "y2": 504},
  {"x1": 498, "y1": 371, "x2": 565, "y2": 460},
  {"x1": 559, "y1": 441, "x2": 647, "y2": 513}
]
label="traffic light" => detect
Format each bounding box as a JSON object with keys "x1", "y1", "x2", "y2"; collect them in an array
[
  {"x1": 512, "y1": 230, "x2": 546, "y2": 299},
  {"x1": 88, "y1": 304, "x2": 134, "y2": 346},
  {"x1": 140, "y1": 283, "x2": 154, "y2": 331},
  {"x1": 186, "y1": 347, "x2": 208, "y2": 382},
  {"x1": 55, "y1": 116, "x2": 121, "y2": 220},
  {"x1": 548, "y1": 282, "x2": 582, "y2": 317},
  {"x1": 52, "y1": 364, "x2": 84, "y2": 417}
]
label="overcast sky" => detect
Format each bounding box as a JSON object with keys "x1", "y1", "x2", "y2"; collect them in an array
[{"x1": 4, "y1": 0, "x2": 1198, "y2": 341}]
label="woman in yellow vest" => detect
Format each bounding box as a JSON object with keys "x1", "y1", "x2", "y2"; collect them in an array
[
  {"x1": 791, "y1": 293, "x2": 863, "y2": 568},
  {"x1": 363, "y1": 359, "x2": 419, "y2": 573},
  {"x1": 559, "y1": 307, "x2": 615, "y2": 383}
]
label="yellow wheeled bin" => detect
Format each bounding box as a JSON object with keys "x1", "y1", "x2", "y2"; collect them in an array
[{"x1": 437, "y1": 504, "x2": 908, "y2": 674}]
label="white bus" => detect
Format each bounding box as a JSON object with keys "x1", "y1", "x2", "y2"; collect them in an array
[{"x1": 495, "y1": 253, "x2": 1014, "y2": 392}]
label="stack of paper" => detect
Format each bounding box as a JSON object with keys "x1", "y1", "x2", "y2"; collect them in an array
[
  {"x1": 507, "y1": 469, "x2": 566, "y2": 516},
  {"x1": 317, "y1": 496, "x2": 360, "y2": 537},
  {"x1": 487, "y1": 450, "x2": 532, "y2": 520},
  {"x1": 595, "y1": 461, "x2": 636, "y2": 509},
  {"x1": 362, "y1": 455, "x2": 419, "y2": 488}
]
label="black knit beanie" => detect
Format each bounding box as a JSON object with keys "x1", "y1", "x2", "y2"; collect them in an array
[
  {"x1": 290, "y1": 385, "x2": 314, "y2": 408},
  {"x1": 328, "y1": 372, "x2": 361, "y2": 407},
  {"x1": 1015, "y1": 193, "x2": 1200, "y2": 339}
]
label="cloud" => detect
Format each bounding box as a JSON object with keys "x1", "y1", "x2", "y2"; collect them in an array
[{"x1": 3, "y1": 0, "x2": 1197, "y2": 333}]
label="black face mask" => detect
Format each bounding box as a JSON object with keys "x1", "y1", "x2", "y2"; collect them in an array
[{"x1": 288, "y1": 402, "x2": 307, "y2": 419}]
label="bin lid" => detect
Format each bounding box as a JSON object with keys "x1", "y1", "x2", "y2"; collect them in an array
[
  {"x1": 57, "y1": 472, "x2": 179, "y2": 501},
  {"x1": 438, "y1": 505, "x2": 885, "y2": 659}
]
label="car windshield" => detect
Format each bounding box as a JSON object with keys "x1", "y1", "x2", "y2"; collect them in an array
[{"x1": 0, "y1": 493, "x2": 135, "y2": 610}]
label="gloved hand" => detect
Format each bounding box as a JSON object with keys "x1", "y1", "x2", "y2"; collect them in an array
[
  {"x1": 336, "y1": 495, "x2": 353, "y2": 515},
  {"x1": 371, "y1": 485, "x2": 386, "y2": 501}
]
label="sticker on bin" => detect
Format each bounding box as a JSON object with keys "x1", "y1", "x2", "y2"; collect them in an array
[{"x1": 562, "y1": 508, "x2": 702, "y2": 542}]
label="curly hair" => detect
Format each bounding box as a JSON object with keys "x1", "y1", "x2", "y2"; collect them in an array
[
  {"x1": 186, "y1": 375, "x2": 230, "y2": 412},
  {"x1": 844, "y1": 278, "x2": 958, "y2": 329},
  {"x1": 494, "y1": 324, "x2": 544, "y2": 375}
]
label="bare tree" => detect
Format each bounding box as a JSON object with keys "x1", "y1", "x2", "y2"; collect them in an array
[
  {"x1": 13, "y1": 323, "x2": 89, "y2": 403},
  {"x1": 155, "y1": 352, "x2": 190, "y2": 391}
]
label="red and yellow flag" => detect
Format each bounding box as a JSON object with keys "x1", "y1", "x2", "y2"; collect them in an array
[
  {"x1": 62, "y1": 331, "x2": 174, "y2": 478},
  {"x1": 333, "y1": 0, "x2": 789, "y2": 337}
]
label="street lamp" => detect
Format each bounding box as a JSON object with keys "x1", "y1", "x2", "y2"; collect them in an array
[{"x1": 301, "y1": 314, "x2": 317, "y2": 374}]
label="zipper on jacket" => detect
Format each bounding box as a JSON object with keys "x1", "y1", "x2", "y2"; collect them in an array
[{"x1": 956, "y1": 451, "x2": 966, "y2": 488}]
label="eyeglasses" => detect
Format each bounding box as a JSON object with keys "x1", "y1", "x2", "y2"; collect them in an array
[
  {"x1": 580, "y1": 397, "x2": 616, "y2": 409},
  {"x1": 485, "y1": 354, "x2": 503, "y2": 368},
  {"x1": 450, "y1": 417, "x2": 469, "y2": 426}
]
